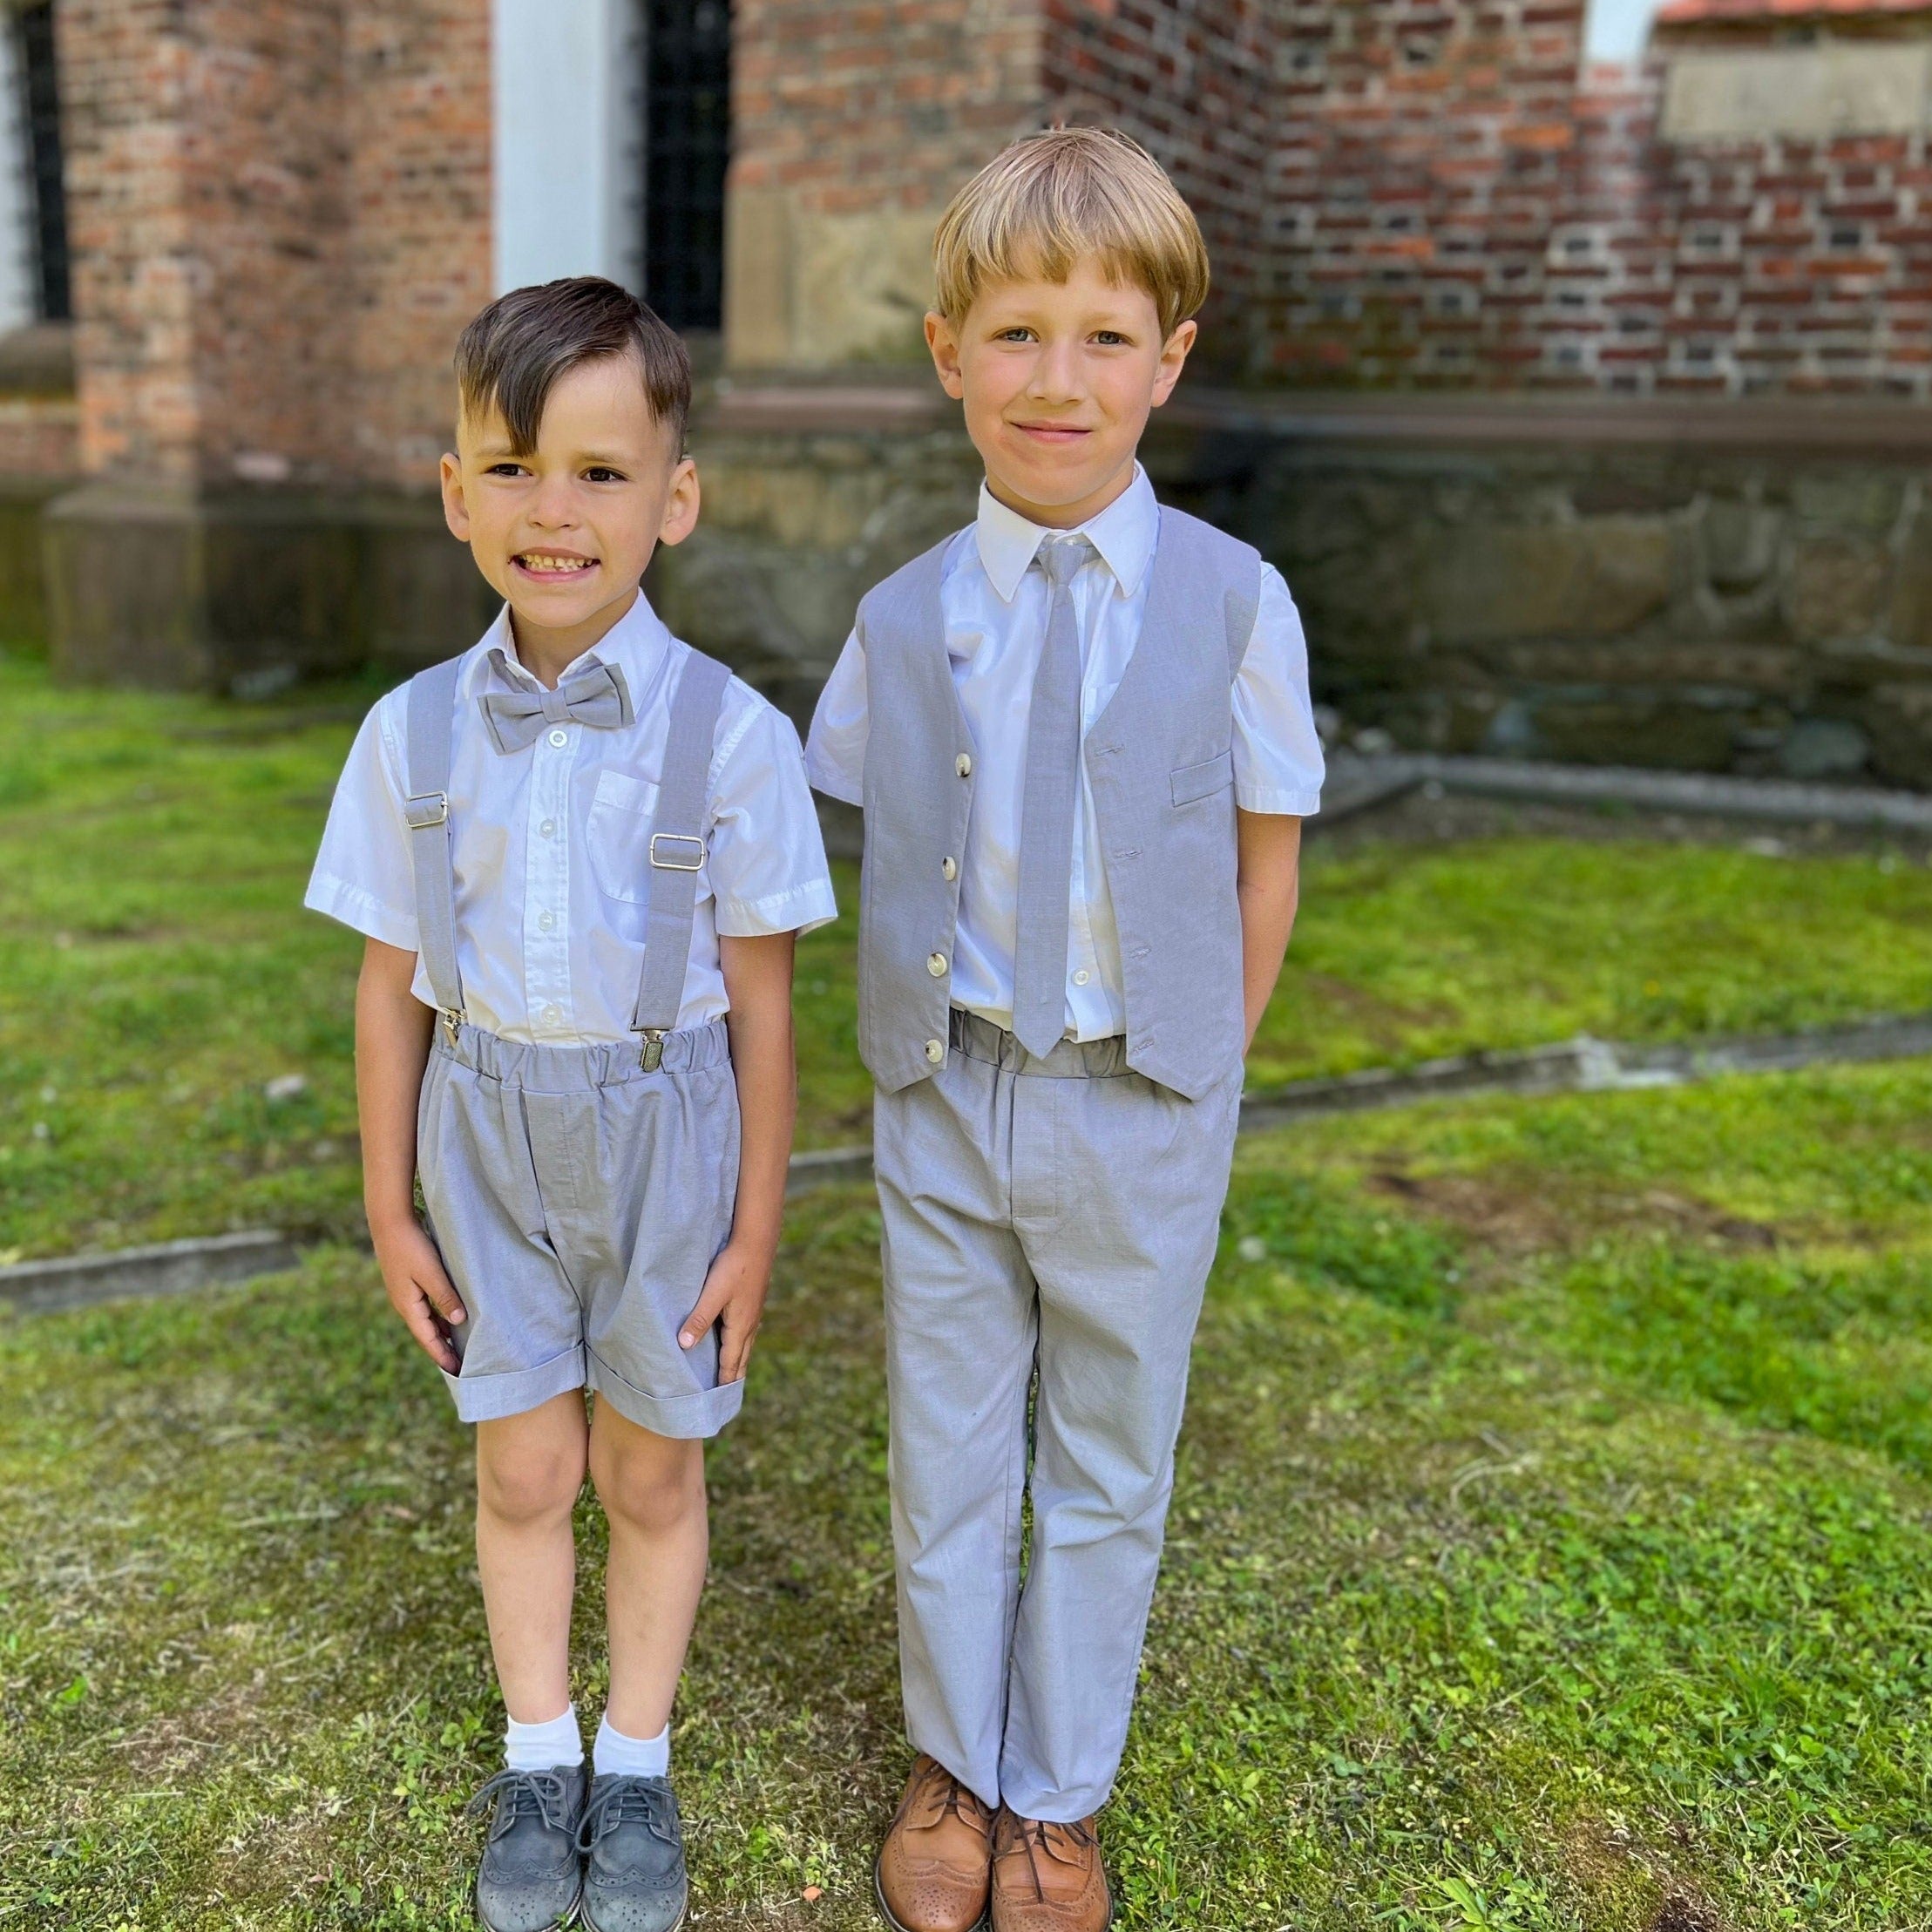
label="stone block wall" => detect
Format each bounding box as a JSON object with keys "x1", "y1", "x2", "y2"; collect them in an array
[{"x1": 652, "y1": 384, "x2": 1932, "y2": 787}]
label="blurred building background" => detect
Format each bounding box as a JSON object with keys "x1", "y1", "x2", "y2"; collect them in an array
[{"x1": 7, "y1": 0, "x2": 1932, "y2": 781}]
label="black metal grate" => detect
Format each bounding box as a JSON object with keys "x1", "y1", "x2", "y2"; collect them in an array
[
  {"x1": 17, "y1": 0, "x2": 66, "y2": 322},
  {"x1": 643, "y1": 0, "x2": 730, "y2": 332}
]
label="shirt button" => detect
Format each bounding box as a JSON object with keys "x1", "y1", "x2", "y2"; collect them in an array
[
  {"x1": 542, "y1": 1003, "x2": 561, "y2": 1025},
  {"x1": 1074, "y1": 969, "x2": 1090, "y2": 986},
  {"x1": 547, "y1": 729, "x2": 568, "y2": 749},
  {"x1": 955, "y1": 753, "x2": 973, "y2": 778},
  {"x1": 927, "y1": 952, "x2": 948, "y2": 978},
  {"x1": 925, "y1": 1038, "x2": 945, "y2": 1064},
  {"x1": 538, "y1": 911, "x2": 556, "y2": 932},
  {"x1": 941, "y1": 856, "x2": 958, "y2": 881},
  {"x1": 539, "y1": 817, "x2": 557, "y2": 838}
]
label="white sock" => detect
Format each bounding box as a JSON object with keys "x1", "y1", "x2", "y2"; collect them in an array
[
  {"x1": 593, "y1": 1713, "x2": 671, "y2": 1779},
  {"x1": 505, "y1": 1704, "x2": 584, "y2": 1772}
]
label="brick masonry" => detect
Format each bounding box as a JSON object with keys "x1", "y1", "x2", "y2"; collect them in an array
[{"x1": 55, "y1": 0, "x2": 487, "y2": 491}]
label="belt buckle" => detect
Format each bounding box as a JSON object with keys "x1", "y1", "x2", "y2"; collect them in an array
[{"x1": 648, "y1": 832, "x2": 703, "y2": 872}]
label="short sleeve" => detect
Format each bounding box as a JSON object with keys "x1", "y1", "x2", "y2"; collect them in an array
[
  {"x1": 708, "y1": 691, "x2": 839, "y2": 938},
  {"x1": 303, "y1": 696, "x2": 421, "y2": 950},
  {"x1": 1232, "y1": 566, "x2": 1325, "y2": 817},
  {"x1": 803, "y1": 627, "x2": 867, "y2": 807}
]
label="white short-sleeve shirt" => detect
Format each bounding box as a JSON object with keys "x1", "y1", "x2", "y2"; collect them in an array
[
  {"x1": 805, "y1": 466, "x2": 1324, "y2": 1041},
  {"x1": 306, "y1": 593, "x2": 837, "y2": 1045}
]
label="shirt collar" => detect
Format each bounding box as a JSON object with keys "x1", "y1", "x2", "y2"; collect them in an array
[
  {"x1": 475, "y1": 589, "x2": 673, "y2": 704},
  {"x1": 973, "y1": 464, "x2": 1158, "y2": 604}
]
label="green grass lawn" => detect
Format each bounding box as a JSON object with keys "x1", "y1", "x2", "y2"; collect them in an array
[
  {"x1": 4, "y1": 647, "x2": 1932, "y2": 1259},
  {"x1": 7, "y1": 651, "x2": 1932, "y2": 1929}
]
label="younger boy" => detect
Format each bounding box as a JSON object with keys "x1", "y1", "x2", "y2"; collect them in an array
[
  {"x1": 307, "y1": 277, "x2": 835, "y2": 1932},
  {"x1": 807, "y1": 132, "x2": 1323, "y2": 1931}
]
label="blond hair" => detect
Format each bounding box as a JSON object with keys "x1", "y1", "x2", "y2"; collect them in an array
[{"x1": 932, "y1": 127, "x2": 1210, "y2": 341}]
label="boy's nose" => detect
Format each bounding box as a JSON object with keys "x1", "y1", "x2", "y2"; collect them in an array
[{"x1": 1028, "y1": 342, "x2": 1084, "y2": 403}]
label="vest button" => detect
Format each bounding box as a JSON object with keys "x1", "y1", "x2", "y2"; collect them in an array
[
  {"x1": 927, "y1": 952, "x2": 948, "y2": 978},
  {"x1": 925, "y1": 1037, "x2": 945, "y2": 1064},
  {"x1": 955, "y1": 752, "x2": 973, "y2": 778},
  {"x1": 941, "y1": 856, "x2": 957, "y2": 881}
]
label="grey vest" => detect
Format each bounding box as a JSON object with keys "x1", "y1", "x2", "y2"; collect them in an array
[{"x1": 854, "y1": 505, "x2": 1263, "y2": 1102}]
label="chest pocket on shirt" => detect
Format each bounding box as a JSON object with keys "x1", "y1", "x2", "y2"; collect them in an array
[
  {"x1": 1170, "y1": 749, "x2": 1235, "y2": 807},
  {"x1": 586, "y1": 768, "x2": 662, "y2": 904}
]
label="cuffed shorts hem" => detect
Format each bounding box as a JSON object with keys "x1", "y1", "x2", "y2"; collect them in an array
[
  {"x1": 586, "y1": 1348, "x2": 745, "y2": 1440},
  {"x1": 442, "y1": 1345, "x2": 587, "y2": 1423}
]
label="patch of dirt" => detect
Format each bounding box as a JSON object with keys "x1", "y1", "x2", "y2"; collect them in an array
[
  {"x1": 1651, "y1": 1895, "x2": 1725, "y2": 1932},
  {"x1": 1298, "y1": 972, "x2": 1458, "y2": 1056},
  {"x1": 1366, "y1": 1169, "x2": 1783, "y2": 1256}
]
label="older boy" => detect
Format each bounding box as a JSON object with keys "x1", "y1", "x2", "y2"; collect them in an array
[
  {"x1": 308, "y1": 278, "x2": 835, "y2": 1932},
  {"x1": 807, "y1": 132, "x2": 1323, "y2": 1931}
]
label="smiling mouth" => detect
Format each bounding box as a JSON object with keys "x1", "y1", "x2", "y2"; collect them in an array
[
  {"x1": 1012, "y1": 421, "x2": 1091, "y2": 443},
  {"x1": 512, "y1": 551, "x2": 598, "y2": 578}
]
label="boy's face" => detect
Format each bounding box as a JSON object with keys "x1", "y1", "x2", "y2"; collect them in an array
[
  {"x1": 925, "y1": 255, "x2": 1196, "y2": 529},
  {"x1": 440, "y1": 352, "x2": 699, "y2": 665}
]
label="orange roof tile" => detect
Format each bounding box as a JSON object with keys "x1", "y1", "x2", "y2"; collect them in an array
[{"x1": 1657, "y1": 0, "x2": 1932, "y2": 24}]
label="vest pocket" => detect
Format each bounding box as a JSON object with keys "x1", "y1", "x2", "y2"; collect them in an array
[
  {"x1": 587, "y1": 768, "x2": 663, "y2": 903},
  {"x1": 1169, "y1": 749, "x2": 1235, "y2": 806}
]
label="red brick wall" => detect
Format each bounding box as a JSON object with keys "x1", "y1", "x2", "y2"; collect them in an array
[
  {"x1": 1041, "y1": 1, "x2": 1272, "y2": 298},
  {"x1": 730, "y1": 0, "x2": 1045, "y2": 217},
  {"x1": 344, "y1": 0, "x2": 491, "y2": 488},
  {"x1": 56, "y1": 0, "x2": 487, "y2": 492}
]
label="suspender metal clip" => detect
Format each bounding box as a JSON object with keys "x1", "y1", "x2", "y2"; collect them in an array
[
  {"x1": 638, "y1": 1028, "x2": 666, "y2": 1073},
  {"x1": 404, "y1": 790, "x2": 450, "y2": 830},
  {"x1": 440, "y1": 1007, "x2": 464, "y2": 1048},
  {"x1": 648, "y1": 832, "x2": 704, "y2": 872}
]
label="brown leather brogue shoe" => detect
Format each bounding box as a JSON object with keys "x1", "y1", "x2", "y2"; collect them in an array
[
  {"x1": 989, "y1": 1809, "x2": 1112, "y2": 1932},
  {"x1": 874, "y1": 1753, "x2": 997, "y2": 1932}
]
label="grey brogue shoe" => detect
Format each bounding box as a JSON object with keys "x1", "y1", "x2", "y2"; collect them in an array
[
  {"x1": 577, "y1": 1773, "x2": 688, "y2": 1932},
  {"x1": 468, "y1": 1765, "x2": 587, "y2": 1932}
]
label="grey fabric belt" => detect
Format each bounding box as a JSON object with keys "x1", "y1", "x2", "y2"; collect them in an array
[{"x1": 947, "y1": 1007, "x2": 1132, "y2": 1080}]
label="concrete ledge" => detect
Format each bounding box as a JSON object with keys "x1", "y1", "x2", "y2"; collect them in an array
[
  {"x1": 0, "y1": 1229, "x2": 301, "y2": 1315},
  {"x1": 1385, "y1": 753, "x2": 1932, "y2": 830}
]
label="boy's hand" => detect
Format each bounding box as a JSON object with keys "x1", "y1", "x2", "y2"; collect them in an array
[
  {"x1": 372, "y1": 1217, "x2": 467, "y2": 1373},
  {"x1": 679, "y1": 1238, "x2": 773, "y2": 1383}
]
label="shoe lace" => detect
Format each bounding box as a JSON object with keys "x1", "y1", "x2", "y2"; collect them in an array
[
  {"x1": 467, "y1": 1767, "x2": 577, "y2": 1842},
  {"x1": 997, "y1": 1814, "x2": 1097, "y2": 1901},
  {"x1": 577, "y1": 1774, "x2": 680, "y2": 1853},
  {"x1": 904, "y1": 1758, "x2": 994, "y2": 1834}
]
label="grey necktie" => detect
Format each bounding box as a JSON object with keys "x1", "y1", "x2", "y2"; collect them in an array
[
  {"x1": 479, "y1": 655, "x2": 634, "y2": 754},
  {"x1": 1011, "y1": 538, "x2": 1087, "y2": 1059}
]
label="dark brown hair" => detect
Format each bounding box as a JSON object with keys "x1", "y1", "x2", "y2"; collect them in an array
[{"x1": 453, "y1": 276, "x2": 692, "y2": 455}]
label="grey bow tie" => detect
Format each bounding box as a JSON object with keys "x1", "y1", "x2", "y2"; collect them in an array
[{"x1": 479, "y1": 656, "x2": 634, "y2": 754}]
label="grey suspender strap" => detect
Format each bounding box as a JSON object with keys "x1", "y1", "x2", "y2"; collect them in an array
[
  {"x1": 403, "y1": 654, "x2": 466, "y2": 1046},
  {"x1": 630, "y1": 649, "x2": 731, "y2": 1069}
]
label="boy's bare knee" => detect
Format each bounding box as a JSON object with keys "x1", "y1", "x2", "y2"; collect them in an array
[
  {"x1": 478, "y1": 1436, "x2": 586, "y2": 1527},
  {"x1": 590, "y1": 1434, "x2": 704, "y2": 1537}
]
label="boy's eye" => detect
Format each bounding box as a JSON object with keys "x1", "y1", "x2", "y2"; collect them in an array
[
  {"x1": 994, "y1": 327, "x2": 1036, "y2": 343},
  {"x1": 1094, "y1": 331, "x2": 1129, "y2": 347},
  {"x1": 583, "y1": 467, "x2": 627, "y2": 484},
  {"x1": 485, "y1": 462, "x2": 529, "y2": 478}
]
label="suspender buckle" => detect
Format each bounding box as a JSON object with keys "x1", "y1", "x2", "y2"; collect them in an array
[
  {"x1": 648, "y1": 832, "x2": 704, "y2": 872},
  {"x1": 638, "y1": 1028, "x2": 666, "y2": 1073},
  {"x1": 404, "y1": 790, "x2": 450, "y2": 830},
  {"x1": 440, "y1": 1007, "x2": 464, "y2": 1048}
]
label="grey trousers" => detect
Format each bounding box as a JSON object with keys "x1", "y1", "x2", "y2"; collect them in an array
[
  {"x1": 418, "y1": 1018, "x2": 743, "y2": 1438},
  {"x1": 873, "y1": 1010, "x2": 1241, "y2": 1821}
]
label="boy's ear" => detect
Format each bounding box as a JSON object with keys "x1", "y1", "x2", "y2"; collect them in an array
[
  {"x1": 439, "y1": 451, "x2": 471, "y2": 544},
  {"x1": 925, "y1": 310, "x2": 966, "y2": 401},
  {"x1": 656, "y1": 455, "x2": 701, "y2": 550},
  {"x1": 1150, "y1": 318, "x2": 1197, "y2": 410}
]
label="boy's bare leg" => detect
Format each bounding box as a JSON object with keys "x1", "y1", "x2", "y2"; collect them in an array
[
  {"x1": 476, "y1": 1391, "x2": 592, "y2": 1723},
  {"x1": 588, "y1": 1402, "x2": 709, "y2": 1739}
]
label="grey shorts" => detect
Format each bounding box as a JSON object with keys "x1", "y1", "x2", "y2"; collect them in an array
[{"x1": 416, "y1": 1017, "x2": 743, "y2": 1437}]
